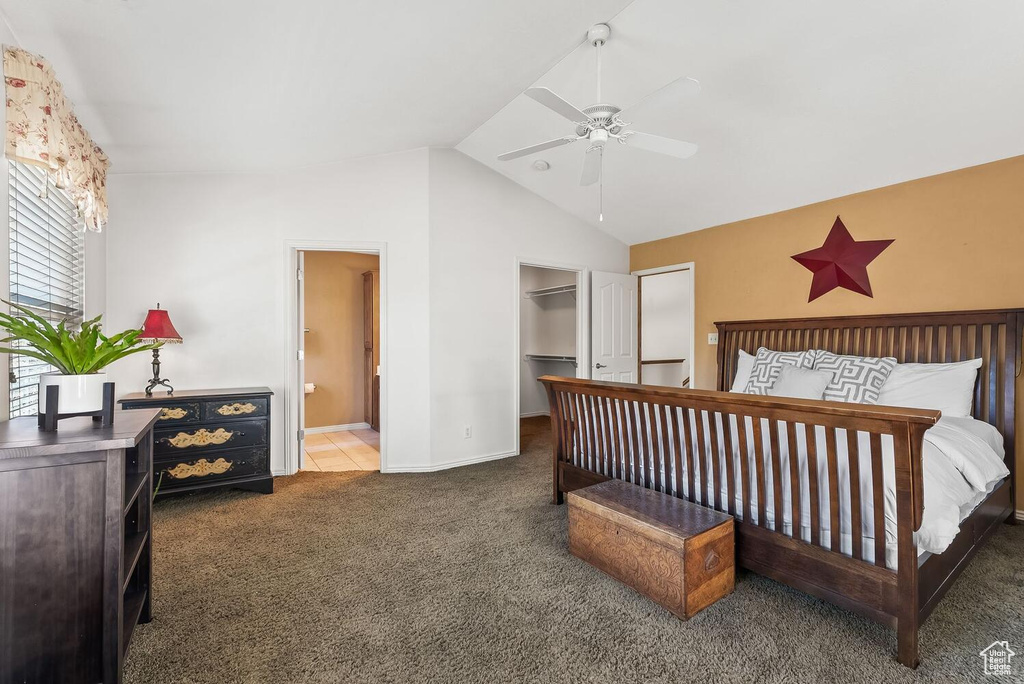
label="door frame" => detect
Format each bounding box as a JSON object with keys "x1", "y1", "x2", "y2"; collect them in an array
[
  {"x1": 284, "y1": 240, "x2": 388, "y2": 475},
  {"x1": 513, "y1": 256, "x2": 590, "y2": 458},
  {"x1": 632, "y1": 261, "x2": 696, "y2": 388}
]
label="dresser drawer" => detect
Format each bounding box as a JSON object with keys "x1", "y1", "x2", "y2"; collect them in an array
[
  {"x1": 201, "y1": 396, "x2": 269, "y2": 421},
  {"x1": 123, "y1": 401, "x2": 201, "y2": 425},
  {"x1": 154, "y1": 419, "x2": 267, "y2": 457},
  {"x1": 155, "y1": 446, "x2": 269, "y2": 489}
]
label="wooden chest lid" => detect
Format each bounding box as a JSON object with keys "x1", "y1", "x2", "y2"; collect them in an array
[{"x1": 568, "y1": 480, "x2": 733, "y2": 546}]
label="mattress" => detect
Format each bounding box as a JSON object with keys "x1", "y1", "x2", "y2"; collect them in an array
[{"x1": 574, "y1": 412, "x2": 1009, "y2": 570}]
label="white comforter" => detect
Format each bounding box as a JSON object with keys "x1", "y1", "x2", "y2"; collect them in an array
[{"x1": 584, "y1": 413, "x2": 1009, "y2": 569}]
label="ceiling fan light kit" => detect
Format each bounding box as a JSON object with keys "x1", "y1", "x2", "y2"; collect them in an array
[{"x1": 498, "y1": 23, "x2": 701, "y2": 223}]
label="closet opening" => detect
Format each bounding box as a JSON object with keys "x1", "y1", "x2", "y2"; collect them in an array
[
  {"x1": 295, "y1": 248, "x2": 382, "y2": 473},
  {"x1": 516, "y1": 260, "x2": 586, "y2": 454},
  {"x1": 635, "y1": 263, "x2": 694, "y2": 389}
]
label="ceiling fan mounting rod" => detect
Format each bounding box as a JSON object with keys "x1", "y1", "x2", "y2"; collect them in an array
[{"x1": 588, "y1": 23, "x2": 610, "y2": 104}]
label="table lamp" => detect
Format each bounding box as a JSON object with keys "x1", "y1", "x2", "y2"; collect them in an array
[{"x1": 140, "y1": 303, "x2": 182, "y2": 396}]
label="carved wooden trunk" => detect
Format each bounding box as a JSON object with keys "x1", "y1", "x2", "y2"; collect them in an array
[{"x1": 568, "y1": 480, "x2": 735, "y2": 619}]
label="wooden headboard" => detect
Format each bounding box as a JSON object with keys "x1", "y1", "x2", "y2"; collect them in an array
[{"x1": 716, "y1": 309, "x2": 1024, "y2": 469}]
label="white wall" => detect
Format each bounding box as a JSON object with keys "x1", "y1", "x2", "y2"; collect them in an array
[
  {"x1": 103, "y1": 146, "x2": 627, "y2": 473},
  {"x1": 428, "y1": 148, "x2": 628, "y2": 468},
  {"x1": 519, "y1": 265, "x2": 577, "y2": 417},
  {"x1": 104, "y1": 149, "x2": 432, "y2": 473}
]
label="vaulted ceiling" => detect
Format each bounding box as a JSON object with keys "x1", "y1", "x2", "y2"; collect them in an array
[
  {"x1": 4, "y1": 0, "x2": 1024, "y2": 245},
  {"x1": 0, "y1": 0, "x2": 631, "y2": 173},
  {"x1": 457, "y1": 0, "x2": 1024, "y2": 243}
]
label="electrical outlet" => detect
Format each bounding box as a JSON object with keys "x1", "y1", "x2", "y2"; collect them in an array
[
  {"x1": 708, "y1": 333, "x2": 719, "y2": 345},
  {"x1": 463, "y1": 425, "x2": 472, "y2": 439}
]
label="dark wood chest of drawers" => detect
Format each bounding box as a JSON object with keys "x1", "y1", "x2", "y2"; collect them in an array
[
  {"x1": 0, "y1": 409, "x2": 159, "y2": 684},
  {"x1": 119, "y1": 387, "x2": 274, "y2": 496}
]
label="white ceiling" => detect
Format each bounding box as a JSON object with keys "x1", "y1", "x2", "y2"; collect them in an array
[
  {"x1": 0, "y1": 0, "x2": 632, "y2": 174},
  {"x1": 4, "y1": 0, "x2": 1024, "y2": 245},
  {"x1": 457, "y1": 0, "x2": 1024, "y2": 243}
]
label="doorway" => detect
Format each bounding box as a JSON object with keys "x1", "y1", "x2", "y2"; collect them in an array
[
  {"x1": 515, "y1": 259, "x2": 587, "y2": 454},
  {"x1": 285, "y1": 242, "x2": 387, "y2": 475},
  {"x1": 635, "y1": 263, "x2": 695, "y2": 388}
]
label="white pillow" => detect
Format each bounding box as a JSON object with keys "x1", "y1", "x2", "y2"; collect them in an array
[
  {"x1": 730, "y1": 349, "x2": 756, "y2": 393},
  {"x1": 814, "y1": 351, "x2": 897, "y2": 404},
  {"x1": 745, "y1": 347, "x2": 821, "y2": 395},
  {"x1": 768, "y1": 365, "x2": 833, "y2": 400},
  {"x1": 877, "y1": 358, "x2": 982, "y2": 417}
]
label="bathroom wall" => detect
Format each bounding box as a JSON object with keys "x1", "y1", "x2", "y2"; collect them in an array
[{"x1": 304, "y1": 251, "x2": 380, "y2": 429}]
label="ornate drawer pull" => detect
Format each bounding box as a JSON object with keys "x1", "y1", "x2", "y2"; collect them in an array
[
  {"x1": 159, "y1": 407, "x2": 189, "y2": 420},
  {"x1": 162, "y1": 428, "x2": 238, "y2": 448},
  {"x1": 216, "y1": 402, "x2": 257, "y2": 416},
  {"x1": 166, "y1": 458, "x2": 233, "y2": 479}
]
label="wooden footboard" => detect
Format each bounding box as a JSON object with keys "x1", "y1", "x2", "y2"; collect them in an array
[{"x1": 541, "y1": 376, "x2": 940, "y2": 667}]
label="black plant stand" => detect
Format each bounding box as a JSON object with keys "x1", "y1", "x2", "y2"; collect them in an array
[{"x1": 38, "y1": 382, "x2": 116, "y2": 432}]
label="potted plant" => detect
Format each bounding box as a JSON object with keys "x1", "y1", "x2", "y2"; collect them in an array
[{"x1": 0, "y1": 301, "x2": 162, "y2": 415}]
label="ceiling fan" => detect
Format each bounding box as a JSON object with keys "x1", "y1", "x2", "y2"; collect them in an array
[{"x1": 497, "y1": 23, "x2": 700, "y2": 222}]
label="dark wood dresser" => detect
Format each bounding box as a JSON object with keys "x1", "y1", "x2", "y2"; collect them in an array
[
  {"x1": 0, "y1": 409, "x2": 159, "y2": 684},
  {"x1": 119, "y1": 387, "x2": 274, "y2": 496}
]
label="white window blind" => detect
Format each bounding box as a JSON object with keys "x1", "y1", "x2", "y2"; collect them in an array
[{"x1": 8, "y1": 160, "x2": 85, "y2": 417}]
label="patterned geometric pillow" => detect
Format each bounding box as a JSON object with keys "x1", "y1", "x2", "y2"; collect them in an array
[
  {"x1": 744, "y1": 347, "x2": 822, "y2": 395},
  {"x1": 814, "y1": 351, "x2": 897, "y2": 404}
]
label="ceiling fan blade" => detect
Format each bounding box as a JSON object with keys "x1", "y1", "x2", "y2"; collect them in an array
[
  {"x1": 618, "y1": 76, "x2": 700, "y2": 120},
  {"x1": 580, "y1": 146, "x2": 602, "y2": 186},
  {"x1": 524, "y1": 87, "x2": 591, "y2": 123},
  {"x1": 624, "y1": 132, "x2": 698, "y2": 159},
  {"x1": 497, "y1": 136, "x2": 578, "y2": 161}
]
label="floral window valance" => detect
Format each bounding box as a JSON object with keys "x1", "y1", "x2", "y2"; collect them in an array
[{"x1": 4, "y1": 46, "x2": 109, "y2": 232}]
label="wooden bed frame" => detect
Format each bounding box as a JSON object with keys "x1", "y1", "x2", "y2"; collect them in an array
[{"x1": 541, "y1": 308, "x2": 1020, "y2": 668}]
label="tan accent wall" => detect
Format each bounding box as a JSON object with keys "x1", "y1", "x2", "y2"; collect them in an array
[
  {"x1": 630, "y1": 155, "x2": 1024, "y2": 504},
  {"x1": 304, "y1": 251, "x2": 380, "y2": 429}
]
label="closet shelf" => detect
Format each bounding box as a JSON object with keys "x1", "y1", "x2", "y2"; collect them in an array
[
  {"x1": 524, "y1": 354, "x2": 577, "y2": 367},
  {"x1": 525, "y1": 284, "x2": 576, "y2": 299}
]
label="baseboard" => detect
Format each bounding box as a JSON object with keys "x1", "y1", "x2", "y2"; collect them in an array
[
  {"x1": 304, "y1": 422, "x2": 371, "y2": 434},
  {"x1": 386, "y1": 450, "x2": 516, "y2": 473},
  {"x1": 1016, "y1": 510, "x2": 1024, "y2": 523},
  {"x1": 519, "y1": 411, "x2": 550, "y2": 418}
]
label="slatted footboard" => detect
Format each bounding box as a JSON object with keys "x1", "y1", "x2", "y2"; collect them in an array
[{"x1": 541, "y1": 376, "x2": 939, "y2": 667}]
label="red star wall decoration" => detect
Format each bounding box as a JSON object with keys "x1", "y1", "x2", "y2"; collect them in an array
[{"x1": 791, "y1": 216, "x2": 894, "y2": 302}]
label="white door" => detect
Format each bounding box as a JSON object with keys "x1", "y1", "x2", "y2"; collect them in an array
[
  {"x1": 591, "y1": 271, "x2": 638, "y2": 382},
  {"x1": 296, "y1": 251, "x2": 306, "y2": 469}
]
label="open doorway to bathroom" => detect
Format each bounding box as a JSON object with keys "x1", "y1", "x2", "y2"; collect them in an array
[{"x1": 298, "y1": 250, "x2": 381, "y2": 472}]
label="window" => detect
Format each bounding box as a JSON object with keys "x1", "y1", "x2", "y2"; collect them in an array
[{"x1": 8, "y1": 160, "x2": 85, "y2": 417}]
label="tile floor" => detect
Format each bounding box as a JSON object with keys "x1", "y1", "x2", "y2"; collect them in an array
[{"x1": 301, "y1": 428, "x2": 380, "y2": 472}]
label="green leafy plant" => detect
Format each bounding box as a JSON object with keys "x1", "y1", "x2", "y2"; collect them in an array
[{"x1": 0, "y1": 300, "x2": 162, "y2": 374}]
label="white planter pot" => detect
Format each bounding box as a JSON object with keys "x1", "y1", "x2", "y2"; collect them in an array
[{"x1": 37, "y1": 372, "x2": 108, "y2": 415}]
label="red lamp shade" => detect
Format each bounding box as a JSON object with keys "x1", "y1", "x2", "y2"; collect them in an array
[{"x1": 140, "y1": 305, "x2": 182, "y2": 343}]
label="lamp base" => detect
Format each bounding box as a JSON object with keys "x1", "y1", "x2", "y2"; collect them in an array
[{"x1": 145, "y1": 348, "x2": 174, "y2": 397}]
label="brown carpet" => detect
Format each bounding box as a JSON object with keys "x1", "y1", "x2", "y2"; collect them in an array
[{"x1": 125, "y1": 418, "x2": 1023, "y2": 683}]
